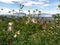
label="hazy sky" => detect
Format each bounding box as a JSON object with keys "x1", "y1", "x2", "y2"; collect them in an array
[{"x1": 0, "y1": 0, "x2": 60, "y2": 14}]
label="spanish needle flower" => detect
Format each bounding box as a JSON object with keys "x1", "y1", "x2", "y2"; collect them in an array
[
  {"x1": 26, "y1": 21, "x2": 29, "y2": 24},
  {"x1": 31, "y1": 18, "x2": 37, "y2": 23},
  {"x1": 50, "y1": 27, "x2": 53, "y2": 29},
  {"x1": 8, "y1": 22, "x2": 13, "y2": 26},
  {"x1": 15, "y1": 31, "x2": 20, "y2": 35},
  {"x1": 14, "y1": 31, "x2": 20, "y2": 38}
]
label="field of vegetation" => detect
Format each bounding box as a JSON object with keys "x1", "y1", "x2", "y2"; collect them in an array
[{"x1": 0, "y1": 14, "x2": 60, "y2": 45}]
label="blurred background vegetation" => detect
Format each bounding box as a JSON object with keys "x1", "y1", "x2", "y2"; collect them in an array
[{"x1": 0, "y1": 13, "x2": 60, "y2": 45}]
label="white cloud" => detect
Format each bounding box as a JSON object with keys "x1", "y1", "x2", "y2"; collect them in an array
[
  {"x1": 0, "y1": 8, "x2": 11, "y2": 14},
  {"x1": 0, "y1": 0, "x2": 50, "y2": 6},
  {"x1": 0, "y1": 8, "x2": 28, "y2": 14},
  {"x1": 0, "y1": 0, "x2": 18, "y2": 4},
  {"x1": 42, "y1": 4, "x2": 50, "y2": 6},
  {"x1": 0, "y1": 0, "x2": 57, "y2": 14},
  {"x1": 0, "y1": 7, "x2": 60, "y2": 15},
  {"x1": 38, "y1": 0, "x2": 49, "y2": 2},
  {"x1": 0, "y1": 8, "x2": 19, "y2": 14},
  {"x1": 46, "y1": 9, "x2": 60, "y2": 14},
  {"x1": 22, "y1": 0, "x2": 50, "y2": 6}
]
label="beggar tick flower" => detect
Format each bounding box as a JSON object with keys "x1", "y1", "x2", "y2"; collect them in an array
[
  {"x1": 31, "y1": 18, "x2": 37, "y2": 23},
  {"x1": 26, "y1": 21, "x2": 29, "y2": 24},
  {"x1": 15, "y1": 31, "x2": 20, "y2": 35},
  {"x1": 50, "y1": 27, "x2": 53, "y2": 29},
  {"x1": 8, "y1": 22, "x2": 13, "y2": 26},
  {"x1": 14, "y1": 31, "x2": 20, "y2": 38}
]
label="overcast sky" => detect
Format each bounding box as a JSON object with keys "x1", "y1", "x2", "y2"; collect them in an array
[{"x1": 0, "y1": 0, "x2": 60, "y2": 14}]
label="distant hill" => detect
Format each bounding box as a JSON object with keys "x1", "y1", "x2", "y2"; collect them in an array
[{"x1": 0, "y1": 12, "x2": 52, "y2": 17}]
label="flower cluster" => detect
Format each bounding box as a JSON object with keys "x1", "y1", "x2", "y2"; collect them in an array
[
  {"x1": 31, "y1": 18, "x2": 37, "y2": 23},
  {"x1": 26, "y1": 17, "x2": 37, "y2": 24}
]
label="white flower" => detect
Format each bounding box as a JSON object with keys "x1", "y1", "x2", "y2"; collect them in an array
[
  {"x1": 8, "y1": 22, "x2": 13, "y2": 26},
  {"x1": 15, "y1": 30, "x2": 20, "y2": 35},
  {"x1": 31, "y1": 18, "x2": 37, "y2": 23},
  {"x1": 26, "y1": 21, "x2": 29, "y2": 24},
  {"x1": 14, "y1": 34, "x2": 17, "y2": 38},
  {"x1": 14, "y1": 30, "x2": 20, "y2": 38}
]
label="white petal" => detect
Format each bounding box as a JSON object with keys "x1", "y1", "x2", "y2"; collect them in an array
[
  {"x1": 14, "y1": 34, "x2": 17, "y2": 38},
  {"x1": 8, "y1": 22, "x2": 13, "y2": 26},
  {"x1": 18, "y1": 31, "x2": 20, "y2": 35}
]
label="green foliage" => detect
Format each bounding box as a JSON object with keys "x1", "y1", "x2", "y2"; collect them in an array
[{"x1": 0, "y1": 16, "x2": 60, "y2": 45}]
